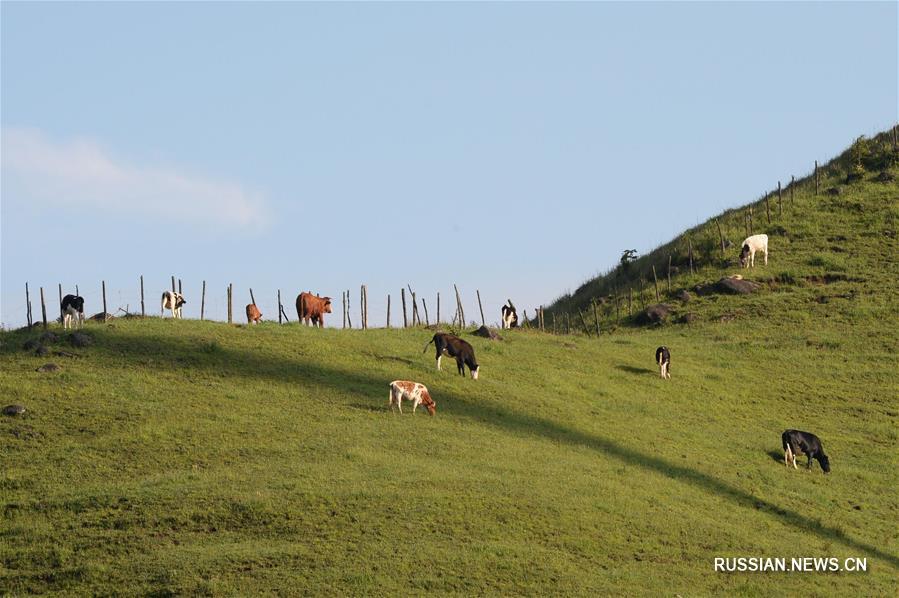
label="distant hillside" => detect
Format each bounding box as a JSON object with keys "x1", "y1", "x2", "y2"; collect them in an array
[{"x1": 541, "y1": 127, "x2": 898, "y2": 330}]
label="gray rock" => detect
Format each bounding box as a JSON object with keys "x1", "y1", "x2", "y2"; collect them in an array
[
  {"x1": 636, "y1": 303, "x2": 673, "y2": 325},
  {"x1": 36, "y1": 363, "x2": 61, "y2": 373},
  {"x1": 472, "y1": 325, "x2": 501, "y2": 340},
  {"x1": 677, "y1": 290, "x2": 691, "y2": 303},
  {"x1": 22, "y1": 338, "x2": 41, "y2": 351},
  {"x1": 2, "y1": 405, "x2": 26, "y2": 416},
  {"x1": 40, "y1": 331, "x2": 59, "y2": 344},
  {"x1": 69, "y1": 332, "x2": 92, "y2": 347},
  {"x1": 695, "y1": 277, "x2": 761, "y2": 296},
  {"x1": 34, "y1": 345, "x2": 49, "y2": 357}
]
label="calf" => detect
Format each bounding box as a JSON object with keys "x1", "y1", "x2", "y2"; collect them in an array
[
  {"x1": 739, "y1": 234, "x2": 768, "y2": 268},
  {"x1": 655, "y1": 346, "x2": 671, "y2": 380},
  {"x1": 161, "y1": 291, "x2": 186, "y2": 319},
  {"x1": 501, "y1": 300, "x2": 519, "y2": 329},
  {"x1": 423, "y1": 333, "x2": 480, "y2": 379},
  {"x1": 61, "y1": 294, "x2": 85, "y2": 330},
  {"x1": 782, "y1": 429, "x2": 830, "y2": 473},
  {"x1": 246, "y1": 303, "x2": 262, "y2": 324},
  {"x1": 388, "y1": 380, "x2": 436, "y2": 415}
]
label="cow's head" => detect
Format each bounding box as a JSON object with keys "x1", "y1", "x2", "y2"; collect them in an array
[
  {"x1": 818, "y1": 454, "x2": 831, "y2": 474},
  {"x1": 471, "y1": 365, "x2": 480, "y2": 380},
  {"x1": 322, "y1": 297, "x2": 332, "y2": 313},
  {"x1": 739, "y1": 244, "x2": 751, "y2": 267},
  {"x1": 422, "y1": 391, "x2": 436, "y2": 416},
  {"x1": 175, "y1": 292, "x2": 187, "y2": 307}
]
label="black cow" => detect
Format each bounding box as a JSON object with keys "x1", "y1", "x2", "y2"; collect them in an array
[
  {"x1": 782, "y1": 429, "x2": 830, "y2": 473},
  {"x1": 423, "y1": 333, "x2": 480, "y2": 379},
  {"x1": 655, "y1": 346, "x2": 671, "y2": 380},
  {"x1": 61, "y1": 294, "x2": 85, "y2": 329}
]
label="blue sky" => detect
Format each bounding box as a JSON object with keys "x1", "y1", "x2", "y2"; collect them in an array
[{"x1": 2, "y1": 2, "x2": 896, "y2": 328}]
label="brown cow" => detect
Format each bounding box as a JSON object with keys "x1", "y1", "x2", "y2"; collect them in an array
[
  {"x1": 246, "y1": 303, "x2": 262, "y2": 324},
  {"x1": 296, "y1": 292, "x2": 332, "y2": 328}
]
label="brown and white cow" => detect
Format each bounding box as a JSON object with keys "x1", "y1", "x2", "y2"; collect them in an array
[
  {"x1": 388, "y1": 380, "x2": 436, "y2": 415},
  {"x1": 246, "y1": 303, "x2": 262, "y2": 324},
  {"x1": 296, "y1": 292, "x2": 332, "y2": 328}
]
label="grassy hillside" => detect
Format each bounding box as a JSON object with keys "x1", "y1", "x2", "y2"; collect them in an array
[
  {"x1": 544, "y1": 129, "x2": 899, "y2": 331},
  {"x1": 2, "y1": 130, "x2": 898, "y2": 595},
  {"x1": 2, "y1": 313, "x2": 897, "y2": 594}
]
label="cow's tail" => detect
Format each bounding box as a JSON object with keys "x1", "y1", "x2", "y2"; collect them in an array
[
  {"x1": 422, "y1": 335, "x2": 436, "y2": 353},
  {"x1": 161, "y1": 292, "x2": 166, "y2": 315}
]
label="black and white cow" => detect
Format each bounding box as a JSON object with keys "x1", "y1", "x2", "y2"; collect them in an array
[
  {"x1": 655, "y1": 346, "x2": 671, "y2": 380},
  {"x1": 782, "y1": 429, "x2": 830, "y2": 473},
  {"x1": 501, "y1": 300, "x2": 519, "y2": 329},
  {"x1": 161, "y1": 291, "x2": 186, "y2": 319},
  {"x1": 423, "y1": 332, "x2": 480, "y2": 379},
  {"x1": 61, "y1": 294, "x2": 85, "y2": 329},
  {"x1": 739, "y1": 234, "x2": 769, "y2": 268}
]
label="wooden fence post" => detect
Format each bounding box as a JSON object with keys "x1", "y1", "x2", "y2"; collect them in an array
[
  {"x1": 790, "y1": 175, "x2": 795, "y2": 207},
  {"x1": 58, "y1": 283, "x2": 63, "y2": 322},
  {"x1": 401, "y1": 288, "x2": 408, "y2": 328},
  {"x1": 436, "y1": 292, "x2": 441, "y2": 326},
  {"x1": 360, "y1": 286, "x2": 365, "y2": 330},
  {"x1": 178, "y1": 279, "x2": 182, "y2": 295},
  {"x1": 342, "y1": 291, "x2": 346, "y2": 328},
  {"x1": 764, "y1": 192, "x2": 771, "y2": 224},
  {"x1": 140, "y1": 275, "x2": 145, "y2": 317},
  {"x1": 614, "y1": 291, "x2": 620, "y2": 323},
  {"x1": 250, "y1": 288, "x2": 256, "y2": 306},
  {"x1": 744, "y1": 212, "x2": 750, "y2": 238},
  {"x1": 476, "y1": 290, "x2": 486, "y2": 327},
  {"x1": 748, "y1": 206, "x2": 754, "y2": 235},
  {"x1": 688, "y1": 238, "x2": 694, "y2": 275},
  {"x1": 628, "y1": 287, "x2": 632, "y2": 315},
  {"x1": 639, "y1": 279, "x2": 646, "y2": 310},
  {"x1": 40, "y1": 287, "x2": 47, "y2": 330},
  {"x1": 777, "y1": 181, "x2": 783, "y2": 216},
  {"x1": 227, "y1": 284, "x2": 233, "y2": 324},
  {"x1": 454, "y1": 284, "x2": 464, "y2": 327},
  {"x1": 346, "y1": 290, "x2": 352, "y2": 328},
  {"x1": 815, "y1": 160, "x2": 819, "y2": 195},
  {"x1": 102, "y1": 280, "x2": 108, "y2": 323},
  {"x1": 76, "y1": 285, "x2": 79, "y2": 296},
  {"x1": 278, "y1": 290, "x2": 282, "y2": 324},
  {"x1": 578, "y1": 309, "x2": 590, "y2": 336},
  {"x1": 364, "y1": 285, "x2": 368, "y2": 329},
  {"x1": 25, "y1": 283, "x2": 32, "y2": 327},
  {"x1": 387, "y1": 294, "x2": 391, "y2": 328},
  {"x1": 171, "y1": 276, "x2": 176, "y2": 294},
  {"x1": 652, "y1": 265, "x2": 660, "y2": 302},
  {"x1": 200, "y1": 281, "x2": 206, "y2": 320},
  {"x1": 667, "y1": 255, "x2": 672, "y2": 293},
  {"x1": 592, "y1": 299, "x2": 600, "y2": 335},
  {"x1": 715, "y1": 218, "x2": 725, "y2": 257},
  {"x1": 422, "y1": 298, "x2": 430, "y2": 327},
  {"x1": 411, "y1": 291, "x2": 418, "y2": 326}
]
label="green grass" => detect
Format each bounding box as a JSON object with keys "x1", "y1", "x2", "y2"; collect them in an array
[
  {"x1": 2, "y1": 314, "x2": 897, "y2": 595},
  {"x1": 2, "y1": 132, "x2": 898, "y2": 594}
]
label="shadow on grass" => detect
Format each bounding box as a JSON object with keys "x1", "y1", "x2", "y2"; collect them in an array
[
  {"x1": 615, "y1": 364, "x2": 656, "y2": 376},
  {"x1": 21, "y1": 325, "x2": 899, "y2": 571},
  {"x1": 767, "y1": 449, "x2": 785, "y2": 464}
]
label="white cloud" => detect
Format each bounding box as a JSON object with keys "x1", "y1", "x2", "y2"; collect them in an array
[{"x1": 1, "y1": 127, "x2": 268, "y2": 231}]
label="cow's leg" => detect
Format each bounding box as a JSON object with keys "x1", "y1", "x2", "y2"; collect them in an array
[
  {"x1": 436, "y1": 354, "x2": 442, "y2": 371},
  {"x1": 784, "y1": 446, "x2": 791, "y2": 467},
  {"x1": 458, "y1": 358, "x2": 465, "y2": 377},
  {"x1": 412, "y1": 399, "x2": 419, "y2": 414},
  {"x1": 806, "y1": 454, "x2": 813, "y2": 469},
  {"x1": 764, "y1": 248, "x2": 768, "y2": 265}
]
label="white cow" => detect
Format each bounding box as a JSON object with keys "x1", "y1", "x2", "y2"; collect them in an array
[
  {"x1": 739, "y1": 234, "x2": 768, "y2": 268},
  {"x1": 161, "y1": 291, "x2": 186, "y2": 319}
]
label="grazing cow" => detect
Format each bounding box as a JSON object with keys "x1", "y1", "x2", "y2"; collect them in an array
[
  {"x1": 246, "y1": 303, "x2": 262, "y2": 324},
  {"x1": 296, "y1": 292, "x2": 332, "y2": 328},
  {"x1": 388, "y1": 380, "x2": 436, "y2": 415},
  {"x1": 501, "y1": 300, "x2": 519, "y2": 329},
  {"x1": 423, "y1": 333, "x2": 480, "y2": 379},
  {"x1": 782, "y1": 430, "x2": 830, "y2": 473},
  {"x1": 61, "y1": 294, "x2": 85, "y2": 330},
  {"x1": 655, "y1": 346, "x2": 671, "y2": 379},
  {"x1": 161, "y1": 291, "x2": 186, "y2": 319},
  {"x1": 739, "y1": 234, "x2": 769, "y2": 268}
]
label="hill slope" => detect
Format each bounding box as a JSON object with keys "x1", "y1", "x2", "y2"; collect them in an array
[
  {"x1": 543, "y1": 129, "x2": 899, "y2": 331},
  {"x1": 2, "y1": 314, "x2": 897, "y2": 594}
]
